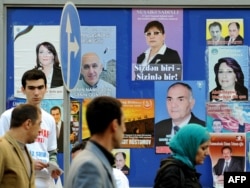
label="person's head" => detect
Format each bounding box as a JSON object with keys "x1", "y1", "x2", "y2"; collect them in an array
[
  {"x1": 50, "y1": 106, "x2": 61, "y2": 124},
  {"x1": 212, "y1": 118, "x2": 223, "y2": 133},
  {"x1": 35, "y1": 41, "x2": 60, "y2": 69},
  {"x1": 115, "y1": 152, "x2": 127, "y2": 169},
  {"x1": 144, "y1": 20, "x2": 165, "y2": 49},
  {"x1": 81, "y1": 52, "x2": 103, "y2": 86},
  {"x1": 214, "y1": 57, "x2": 244, "y2": 90},
  {"x1": 71, "y1": 140, "x2": 88, "y2": 159},
  {"x1": 86, "y1": 96, "x2": 126, "y2": 148},
  {"x1": 221, "y1": 146, "x2": 233, "y2": 161},
  {"x1": 71, "y1": 103, "x2": 79, "y2": 114},
  {"x1": 10, "y1": 104, "x2": 42, "y2": 144},
  {"x1": 21, "y1": 69, "x2": 47, "y2": 106},
  {"x1": 169, "y1": 123, "x2": 210, "y2": 168},
  {"x1": 209, "y1": 22, "x2": 222, "y2": 41},
  {"x1": 166, "y1": 82, "x2": 195, "y2": 125},
  {"x1": 228, "y1": 22, "x2": 240, "y2": 39}
]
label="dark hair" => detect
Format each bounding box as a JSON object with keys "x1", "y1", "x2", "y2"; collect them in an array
[
  {"x1": 35, "y1": 41, "x2": 60, "y2": 69},
  {"x1": 167, "y1": 82, "x2": 193, "y2": 95},
  {"x1": 115, "y1": 151, "x2": 126, "y2": 160},
  {"x1": 228, "y1": 22, "x2": 240, "y2": 30},
  {"x1": 50, "y1": 106, "x2": 61, "y2": 114},
  {"x1": 214, "y1": 57, "x2": 245, "y2": 89},
  {"x1": 71, "y1": 141, "x2": 87, "y2": 154},
  {"x1": 21, "y1": 69, "x2": 47, "y2": 88},
  {"x1": 144, "y1": 20, "x2": 165, "y2": 34},
  {"x1": 86, "y1": 96, "x2": 122, "y2": 135},
  {"x1": 10, "y1": 104, "x2": 41, "y2": 128},
  {"x1": 213, "y1": 118, "x2": 222, "y2": 123},
  {"x1": 209, "y1": 21, "x2": 222, "y2": 31},
  {"x1": 221, "y1": 146, "x2": 232, "y2": 153}
]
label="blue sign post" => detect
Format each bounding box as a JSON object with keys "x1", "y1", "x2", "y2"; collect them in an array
[
  {"x1": 60, "y1": 2, "x2": 81, "y2": 184},
  {"x1": 60, "y1": 2, "x2": 81, "y2": 91}
]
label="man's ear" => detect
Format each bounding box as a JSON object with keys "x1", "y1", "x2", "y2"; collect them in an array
[
  {"x1": 24, "y1": 119, "x2": 32, "y2": 130},
  {"x1": 110, "y1": 119, "x2": 118, "y2": 132},
  {"x1": 21, "y1": 86, "x2": 25, "y2": 94},
  {"x1": 190, "y1": 98, "x2": 195, "y2": 109}
]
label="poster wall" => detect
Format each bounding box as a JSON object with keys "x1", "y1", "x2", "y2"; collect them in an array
[{"x1": 6, "y1": 7, "x2": 250, "y2": 188}]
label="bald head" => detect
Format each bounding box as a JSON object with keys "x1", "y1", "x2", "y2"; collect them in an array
[{"x1": 81, "y1": 52, "x2": 103, "y2": 86}]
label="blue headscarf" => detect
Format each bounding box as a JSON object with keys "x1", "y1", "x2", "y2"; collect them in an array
[{"x1": 169, "y1": 123, "x2": 210, "y2": 169}]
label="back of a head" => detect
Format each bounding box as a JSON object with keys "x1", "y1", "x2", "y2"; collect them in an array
[
  {"x1": 71, "y1": 141, "x2": 88, "y2": 154},
  {"x1": 169, "y1": 124, "x2": 210, "y2": 166},
  {"x1": 10, "y1": 104, "x2": 41, "y2": 129},
  {"x1": 86, "y1": 96, "x2": 122, "y2": 135},
  {"x1": 21, "y1": 68, "x2": 47, "y2": 88}
]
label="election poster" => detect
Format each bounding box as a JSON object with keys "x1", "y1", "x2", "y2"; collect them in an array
[{"x1": 131, "y1": 8, "x2": 183, "y2": 81}]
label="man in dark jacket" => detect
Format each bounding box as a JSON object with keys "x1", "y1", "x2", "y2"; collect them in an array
[
  {"x1": 155, "y1": 82, "x2": 205, "y2": 153},
  {"x1": 213, "y1": 146, "x2": 243, "y2": 185}
]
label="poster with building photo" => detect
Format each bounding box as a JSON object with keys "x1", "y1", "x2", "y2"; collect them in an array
[
  {"x1": 207, "y1": 45, "x2": 249, "y2": 102},
  {"x1": 131, "y1": 9, "x2": 183, "y2": 81},
  {"x1": 119, "y1": 99, "x2": 154, "y2": 148},
  {"x1": 82, "y1": 98, "x2": 154, "y2": 148},
  {"x1": 70, "y1": 26, "x2": 116, "y2": 99},
  {"x1": 14, "y1": 25, "x2": 63, "y2": 99}
]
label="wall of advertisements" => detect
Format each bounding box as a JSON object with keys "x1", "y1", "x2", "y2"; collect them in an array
[{"x1": 4, "y1": 4, "x2": 250, "y2": 187}]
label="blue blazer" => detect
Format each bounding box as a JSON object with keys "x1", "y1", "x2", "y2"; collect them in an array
[{"x1": 65, "y1": 141, "x2": 116, "y2": 188}]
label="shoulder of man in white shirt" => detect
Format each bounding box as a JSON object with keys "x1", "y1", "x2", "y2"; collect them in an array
[{"x1": 113, "y1": 168, "x2": 129, "y2": 188}]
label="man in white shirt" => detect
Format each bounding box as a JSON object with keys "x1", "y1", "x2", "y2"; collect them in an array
[{"x1": 0, "y1": 69, "x2": 61, "y2": 188}]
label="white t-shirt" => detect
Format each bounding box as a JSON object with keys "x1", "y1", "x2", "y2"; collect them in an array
[
  {"x1": 113, "y1": 168, "x2": 129, "y2": 188},
  {"x1": 0, "y1": 107, "x2": 57, "y2": 188}
]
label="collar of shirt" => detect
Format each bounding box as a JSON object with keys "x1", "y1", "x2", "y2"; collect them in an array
[
  {"x1": 225, "y1": 159, "x2": 231, "y2": 165},
  {"x1": 142, "y1": 44, "x2": 167, "y2": 66},
  {"x1": 83, "y1": 79, "x2": 99, "y2": 88},
  {"x1": 57, "y1": 121, "x2": 62, "y2": 130},
  {"x1": 171, "y1": 114, "x2": 192, "y2": 135},
  {"x1": 89, "y1": 140, "x2": 115, "y2": 166}
]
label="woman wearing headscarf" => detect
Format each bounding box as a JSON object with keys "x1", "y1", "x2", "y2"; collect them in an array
[{"x1": 154, "y1": 123, "x2": 210, "y2": 188}]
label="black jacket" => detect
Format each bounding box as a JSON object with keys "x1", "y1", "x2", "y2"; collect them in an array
[
  {"x1": 155, "y1": 113, "x2": 205, "y2": 146},
  {"x1": 213, "y1": 157, "x2": 243, "y2": 175},
  {"x1": 154, "y1": 157, "x2": 202, "y2": 188},
  {"x1": 137, "y1": 47, "x2": 181, "y2": 65},
  {"x1": 51, "y1": 66, "x2": 63, "y2": 88},
  {"x1": 225, "y1": 35, "x2": 244, "y2": 45}
]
